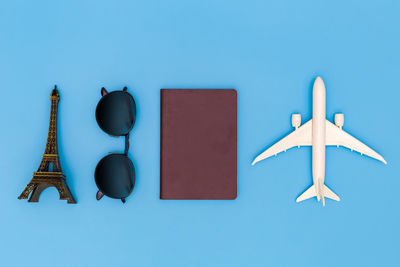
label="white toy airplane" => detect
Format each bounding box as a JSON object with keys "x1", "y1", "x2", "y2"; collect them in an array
[{"x1": 252, "y1": 77, "x2": 386, "y2": 206}]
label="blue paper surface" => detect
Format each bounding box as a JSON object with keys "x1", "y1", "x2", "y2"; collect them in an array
[{"x1": 0, "y1": 1, "x2": 399, "y2": 266}]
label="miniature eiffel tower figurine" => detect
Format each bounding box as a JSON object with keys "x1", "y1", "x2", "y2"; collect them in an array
[{"x1": 18, "y1": 86, "x2": 76, "y2": 203}]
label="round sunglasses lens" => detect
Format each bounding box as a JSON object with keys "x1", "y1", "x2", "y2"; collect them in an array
[
  {"x1": 95, "y1": 154, "x2": 135, "y2": 199},
  {"x1": 96, "y1": 91, "x2": 136, "y2": 136}
]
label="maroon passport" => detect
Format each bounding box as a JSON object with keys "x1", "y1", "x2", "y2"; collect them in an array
[{"x1": 160, "y1": 89, "x2": 237, "y2": 200}]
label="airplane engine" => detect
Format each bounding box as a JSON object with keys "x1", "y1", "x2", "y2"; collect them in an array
[
  {"x1": 334, "y1": 113, "x2": 344, "y2": 129},
  {"x1": 291, "y1": 114, "x2": 301, "y2": 129}
]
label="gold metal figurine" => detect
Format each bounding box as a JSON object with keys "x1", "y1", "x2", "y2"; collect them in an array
[{"x1": 18, "y1": 86, "x2": 76, "y2": 203}]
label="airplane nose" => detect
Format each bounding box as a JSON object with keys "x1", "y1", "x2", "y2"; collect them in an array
[
  {"x1": 314, "y1": 76, "x2": 324, "y2": 86},
  {"x1": 313, "y1": 76, "x2": 325, "y2": 92}
]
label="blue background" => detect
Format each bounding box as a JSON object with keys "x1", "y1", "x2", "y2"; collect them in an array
[{"x1": 0, "y1": 1, "x2": 399, "y2": 266}]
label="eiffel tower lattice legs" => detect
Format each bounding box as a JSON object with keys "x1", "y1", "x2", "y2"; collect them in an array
[{"x1": 18, "y1": 173, "x2": 76, "y2": 204}]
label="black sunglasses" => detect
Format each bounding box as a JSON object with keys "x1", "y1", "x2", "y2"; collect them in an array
[{"x1": 95, "y1": 87, "x2": 136, "y2": 203}]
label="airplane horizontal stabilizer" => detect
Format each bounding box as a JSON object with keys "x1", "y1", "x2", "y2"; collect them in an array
[
  {"x1": 323, "y1": 185, "x2": 340, "y2": 201},
  {"x1": 296, "y1": 185, "x2": 316, "y2": 202}
]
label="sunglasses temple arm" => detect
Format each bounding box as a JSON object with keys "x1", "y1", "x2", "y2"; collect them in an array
[
  {"x1": 124, "y1": 134, "x2": 130, "y2": 155},
  {"x1": 96, "y1": 190, "x2": 104, "y2": 200}
]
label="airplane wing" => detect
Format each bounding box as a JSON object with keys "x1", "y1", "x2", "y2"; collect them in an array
[
  {"x1": 252, "y1": 119, "x2": 312, "y2": 165},
  {"x1": 325, "y1": 120, "x2": 387, "y2": 164}
]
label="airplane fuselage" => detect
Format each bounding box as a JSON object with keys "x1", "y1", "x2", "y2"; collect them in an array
[{"x1": 312, "y1": 78, "x2": 326, "y2": 202}]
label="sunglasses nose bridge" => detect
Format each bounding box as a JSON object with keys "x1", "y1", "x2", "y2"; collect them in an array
[{"x1": 124, "y1": 134, "x2": 130, "y2": 155}]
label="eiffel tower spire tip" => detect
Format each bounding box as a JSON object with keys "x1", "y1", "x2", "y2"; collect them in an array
[{"x1": 51, "y1": 85, "x2": 59, "y2": 97}]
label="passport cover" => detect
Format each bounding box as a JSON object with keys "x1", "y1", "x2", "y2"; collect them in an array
[{"x1": 160, "y1": 89, "x2": 237, "y2": 199}]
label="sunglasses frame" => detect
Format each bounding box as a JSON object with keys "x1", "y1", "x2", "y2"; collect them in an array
[{"x1": 94, "y1": 87, "x2": 136, "y2": 203}]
